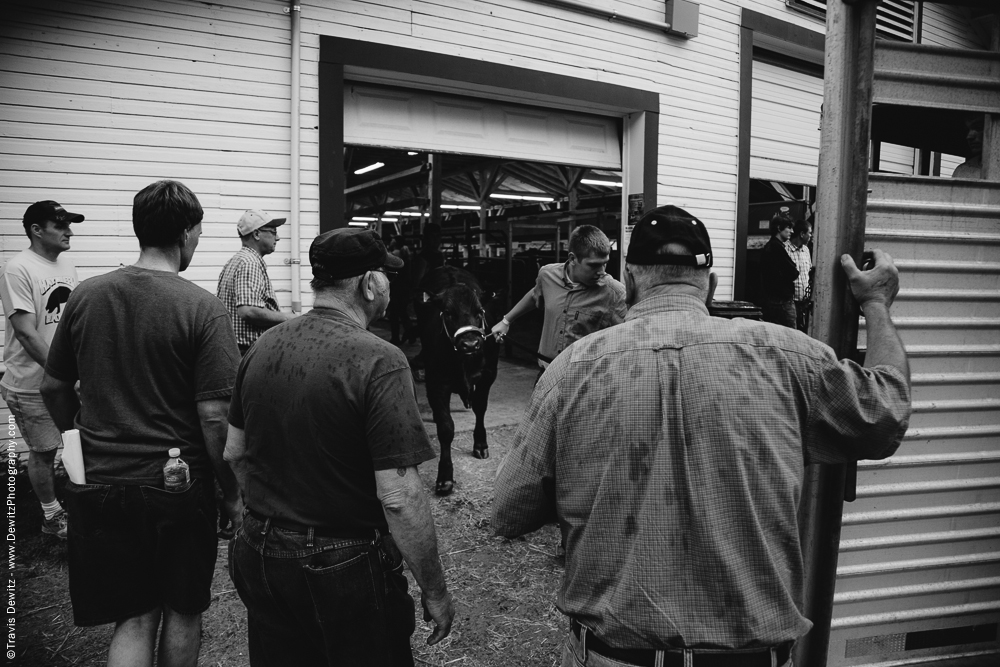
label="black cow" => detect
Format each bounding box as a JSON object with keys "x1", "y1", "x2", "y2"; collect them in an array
[{"x1": 417, "y1": 266, "x2": 499, "y2": 496}]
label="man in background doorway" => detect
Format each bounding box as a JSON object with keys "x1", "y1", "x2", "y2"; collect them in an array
[
  {"x1": 785, "y1": 218, "x2": 814, "y2": 333},
  {"x1": 217, "y1": 209, "x2": 296, "y2": 356},
  {"x1": 759, "y1": 208, "x2": 799, "y2": 328},
  {"x1": 490, "y1": 225, "x2": 626, "y2": 375},
  {"x1": 1, "y1": 200, "x2": 82, "y2": 539},
  {"x1": 952, "y1": 113, "x2": 983, "y2": 180}
]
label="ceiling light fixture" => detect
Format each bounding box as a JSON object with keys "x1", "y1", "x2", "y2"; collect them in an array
[
  {"x1": 407, "y1": 151, "x2": 418, "y2": 156},
  {"x1": 348, "y1": 221, "x2": 370, "y2": 227},
  {"x1": 441, "y1": 204, "x2": 482, "y2": 210},
  {"x1": 350, "y1": 217, "x2": 378, "y2": 222},
  {"x1": 353, "y1": 162, "x2": 384, "y2": 175},
  {"x1": 490, "y1": 193, "x2": 554, "y2": 202},
  {"x1": 581, "y1": 179, "x2": 623, "y2": 187}
]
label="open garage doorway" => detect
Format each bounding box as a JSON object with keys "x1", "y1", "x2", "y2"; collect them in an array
[{"x1": 344, "y1": 145, "x2": 623, "y2": 362}]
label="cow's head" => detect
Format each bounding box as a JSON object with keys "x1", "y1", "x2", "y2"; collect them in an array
[{"x1": 432, "y1": 283, "x2": 488, "y2": 359}]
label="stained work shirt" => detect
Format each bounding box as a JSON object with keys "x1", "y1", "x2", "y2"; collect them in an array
[
  {"x1": 493, "y1": 293, "x2": 910, "y2": 649},
  {"x1": 217, "y1": 246, "x2": 280, "y2": 348},
  {"x1": 532, "y1": 262, "x2": 626, "y2": 365},
  {"x1": 228, "y1": 308, "x2": 436, "y2": 530}
]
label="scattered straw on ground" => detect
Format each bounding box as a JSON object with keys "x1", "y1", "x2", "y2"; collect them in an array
[{"x1": 16, "y1": 424, "x2": 565, "y2": 666}]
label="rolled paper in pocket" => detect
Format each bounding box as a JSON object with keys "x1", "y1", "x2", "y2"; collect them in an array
[{"x1": 61, "y1": 429, "x2": 86, "y2": 484}]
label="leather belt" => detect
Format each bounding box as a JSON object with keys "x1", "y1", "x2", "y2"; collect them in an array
[
  {"x1": 571, "y1": 621, "x2": 793, "y2": 667},
  {"x1": 246, "y1": 507, "x2": 373, "y2": 540}
]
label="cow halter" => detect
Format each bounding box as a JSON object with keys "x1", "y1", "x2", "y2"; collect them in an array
[{"x1": 441, "y1": 309, "x2": 488, "y2": 355}]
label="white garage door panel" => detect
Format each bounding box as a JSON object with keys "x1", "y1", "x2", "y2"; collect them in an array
[
  {"x1": 345, "y1": 83, "x2": 621, "y2": 170},
  {"x1": 751, "y1": 60, "x2": 823, "y2": 186}
]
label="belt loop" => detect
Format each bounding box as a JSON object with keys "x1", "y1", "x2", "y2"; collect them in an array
[
  {"x1": 683, "y1": 649, "x2": 694, "y2": 667},
  {"x1": 771, "y1": 645, "x2": 780, "y2": 667},
  {"x1": 260, "y1": 517, "x2": 270, "y2": 536},
  {"x1": 579, "y1": 625, "x2": 588, "y2": 661},
  {"x1": 306, "y1": 527, "x2": 315, "y2": 548}
]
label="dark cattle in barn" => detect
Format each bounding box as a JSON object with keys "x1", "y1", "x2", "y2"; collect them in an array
[{"x1": 418, "y1": 266, "x2": 499, "y2": 496}]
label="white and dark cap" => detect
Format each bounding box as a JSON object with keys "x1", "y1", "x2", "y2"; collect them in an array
[
  {"x1": 626, "y1": 205, "x2": 713, "y2": 268},
  {"x1": 237, "y1": 209, "x2": 287, "y2": 236}
]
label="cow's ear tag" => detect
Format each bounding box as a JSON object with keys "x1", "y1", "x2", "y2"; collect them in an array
[{"x1": 423, "y1": 292, "x2": 430, "y2": 302}]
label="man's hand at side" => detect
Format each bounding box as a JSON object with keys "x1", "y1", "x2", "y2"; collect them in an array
[
  {"x1": 375, "y1": 465, "x2": 455, "y2": 645},
  {"x1": 841, "y1": 249, "x2": 899, "y2": 310}
]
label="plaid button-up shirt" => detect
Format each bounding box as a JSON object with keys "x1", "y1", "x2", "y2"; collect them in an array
[
  {"x1": 493, "y1": 293, "x2": 910, "y2": 649},
  {"x1": 217, "y1": 247, "x2": 280, "y2": 348},
  {"x1": 533, "y1": 262, "x2": 626, "y2": 366},
  {"x1": 784, "y1": 241, "x2": 812, "y2": 301}
]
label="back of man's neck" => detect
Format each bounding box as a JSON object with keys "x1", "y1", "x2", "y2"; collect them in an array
[{"x1": 134, "y1": 248, "x2": 181, "y2": 274}]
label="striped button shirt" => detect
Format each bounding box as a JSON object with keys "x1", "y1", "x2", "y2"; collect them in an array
[
  {"x1": 784, "y1": 241, "x2": 812, "y2": 301},
  {"x1": 217, "y1": 247, "x2": 280, "y2": 348},
  {"x1": 493, "y1": 293, "x2": 910, "y2": 649}
]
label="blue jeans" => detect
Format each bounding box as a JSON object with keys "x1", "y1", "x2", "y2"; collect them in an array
[{"x1": 229, "y1": 513, "x2": 416, "y2": 667}]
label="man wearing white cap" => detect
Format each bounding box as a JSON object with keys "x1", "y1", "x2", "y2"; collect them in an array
[{"x1": 217, "y1": 210, "x2": 296, "y2": 355}]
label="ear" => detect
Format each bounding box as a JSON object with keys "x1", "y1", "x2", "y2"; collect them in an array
[
  {"x1": 705, "y1": 272, "x2": 718, "y2": 309},
  {"x1": 361, "y1": 271, "x2": 376, "y2": 302}
]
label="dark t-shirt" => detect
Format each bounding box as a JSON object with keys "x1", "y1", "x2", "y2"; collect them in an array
[
  {"x1": 46, "y1": 266, "x2": 239, "y2": 484},
  {"x1": 228, "y1": 307, "x2": 435, "y2": 530}
]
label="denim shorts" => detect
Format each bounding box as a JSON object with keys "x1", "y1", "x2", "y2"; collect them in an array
[
  {"x1": 63, "y1": 479, "x2": 219, "y2": 626},
  {"x1": 229, "y1": 512, "x2": 416, "y2": 667},
  {"x1": 1, "y1": 386, "x2": 62, "y2": 453}
]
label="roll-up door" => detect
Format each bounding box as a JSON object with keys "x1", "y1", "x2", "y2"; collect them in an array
[
  {"x1": 344, "y1": 83, "x2": 622, "y2": 170},
  {"x1": 750, "y1": 60, "x2": 823, "y2": 186}
]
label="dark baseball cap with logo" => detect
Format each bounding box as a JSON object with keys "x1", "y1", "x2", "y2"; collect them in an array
[
  {"x1": 22, "y1": 201, "x2": 85, "y2": 230},
  {"x1": 625, "y1": 204, "x2": 713, "y2": 268},
  {"x1": 310, "y1": 228, "x2": 404, "y2": 281}
]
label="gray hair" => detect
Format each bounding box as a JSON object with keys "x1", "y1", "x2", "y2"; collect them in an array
[{"x1": 310, "y1": 274, "x2": 361, "y2": 295}]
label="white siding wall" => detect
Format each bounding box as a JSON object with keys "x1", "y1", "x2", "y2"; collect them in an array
[{"x1": 1, "y1": 0, "x2": 829, "y2": 335}]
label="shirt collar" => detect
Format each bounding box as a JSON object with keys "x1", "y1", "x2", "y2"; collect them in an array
[
  {"x1": 562, "y1": 260, "x2": 609, "y2": 289},
  {"x1": 625, "y1": 292, "x2": 709, "y2": 321}
]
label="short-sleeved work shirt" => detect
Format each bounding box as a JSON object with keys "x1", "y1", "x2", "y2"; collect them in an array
[
  {"x1": 532, "y1": 262, "x2": 626, "y2": 365},
  {"x1": 45, "y1": 266, "x2": 239, "y2": 484},
  {"x1": 493, "y1": 293, "x2": 911, "y2": 649},
  {"x1": 217, "y1": 247, "x2": 280, "y2": 348},
  {"x1": 229, "y1": 307, "x2": 436, "y2": 530}
]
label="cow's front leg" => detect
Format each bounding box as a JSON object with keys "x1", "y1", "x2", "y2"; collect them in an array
[
  {"x1": 427, "y1": 382, "x2": 456, "y2": 496},
  {"x1": 469, "y1": 382, "x2": 492, "y2": 460}
]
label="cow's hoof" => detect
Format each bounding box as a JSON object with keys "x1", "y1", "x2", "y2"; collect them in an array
[
  {"x1": 472, "y1": 446, "x2": 489, "y2": 460},
  {"x1": 435, "y1": 480, "x2": 455, "y2": 496}
]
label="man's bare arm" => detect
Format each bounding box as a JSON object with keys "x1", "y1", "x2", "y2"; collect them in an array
[
  {"x1": 223, "y1": 424, "x2": 249, "y2": 497},
  {"x1": 236, "y1": 305, "x2": 295, "y2": 329},
  {"x1": 197, "y1": 399, "x2": 243, "y2": 531},
  {"x1": 841, "y1": 250, "x2": 910, "y2": 382},
  {"x1": 40, "y1": 374, "x2": 79, "y2": 432},
  {"x1": 375, "y1": 466, "x2": 454, "y2": 645},
  {"x1": 490, "y1": 289, "x2": 538, "y2": 339},
  {"x1": 9, "y1": 311, "x2": 49, "y2": 366}
]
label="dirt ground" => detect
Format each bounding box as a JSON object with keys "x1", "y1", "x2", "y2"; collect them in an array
[{"x1": 13, "y1": 333, "x2": 568, "y2": 667}]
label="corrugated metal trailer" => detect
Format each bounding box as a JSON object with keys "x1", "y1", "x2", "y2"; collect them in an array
[{"x1": 803, "y1": 3, "x2": 1000, "y2": 666}]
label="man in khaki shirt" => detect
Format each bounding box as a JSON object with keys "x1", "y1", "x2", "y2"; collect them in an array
[{"x1": 491, "y1": 225, "x2": 626, "y2": 373}]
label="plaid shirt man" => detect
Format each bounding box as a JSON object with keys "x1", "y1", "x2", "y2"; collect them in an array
[
  {"x1": 493, "y1": 292, "x2": 910, "y2": 650},
  {"x1": 784, "y1": 240, "x2": 812, "y2": 301},
  {"x1": 217, "y1": 246, "x2": 280, "y2": 349}
]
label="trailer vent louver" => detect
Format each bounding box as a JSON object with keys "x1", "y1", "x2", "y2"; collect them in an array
[
  {"x1": 845, "y1": 623, "x2": 998, "y2": 658},
  {"x1": 785, "y1": 0, "x2": 915, "y2": 42}
]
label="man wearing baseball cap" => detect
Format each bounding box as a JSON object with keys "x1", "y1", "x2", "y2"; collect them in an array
[
  {"x1": 226, "y1": 228, "x2": 455, "y2": 665},
  {"x1": 494, "y1": 205, "x2": 911, "y2": 666},
  {"x1": 217, "y1": 210, "x2": 296, "y2": 355},
  {"x1": 1, "y1": 201, "x2": 83, "y2": 539}
]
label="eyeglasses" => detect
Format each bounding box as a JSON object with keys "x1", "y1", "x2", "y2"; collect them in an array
[
  {"x1": 371, "y1": 267, "x2": 397, "y2": 279},
  {"x1": 257, "y1": 228, "x2": 278, "y2": 237}
]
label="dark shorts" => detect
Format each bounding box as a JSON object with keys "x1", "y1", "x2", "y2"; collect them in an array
[
  {"x1": 229, "y1": 512, "x2": 416, "y2": 667},
  {"x1": 63, "y1": 479, "x2": 219, "y2": 626}
]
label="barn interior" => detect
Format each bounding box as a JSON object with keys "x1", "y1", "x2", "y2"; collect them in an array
[{"x1": 345, "y1": 145, "x2": 624, "y2": 357}]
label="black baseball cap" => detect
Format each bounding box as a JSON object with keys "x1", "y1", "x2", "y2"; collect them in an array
[
  {"x1": 23, "y1": 201, "x2": 85, "y2": 229},
  {"x1": 310, "y1": 228, "x2": 404, "y2": 280},
  {"x1": 625, "y1": 205, "x2": 713, "y2": 268}
]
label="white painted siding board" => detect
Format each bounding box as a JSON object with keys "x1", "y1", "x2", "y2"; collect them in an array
[
  {"x1": 920, "y1": 4, "x2": 985, "y2": 50},
  {"x1": 750, "y1": 59, "x2": 823, "y2": 186}
]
